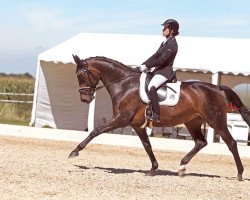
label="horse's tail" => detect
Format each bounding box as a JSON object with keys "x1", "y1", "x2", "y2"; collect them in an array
[{"x1": 220, "y1": 85, "x2": 250, "y2": 126}]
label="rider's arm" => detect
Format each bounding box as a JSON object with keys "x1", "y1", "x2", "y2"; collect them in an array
[
  {"x1": 142, "y1": 51, "x2": 159, "y2": 66},
  {"x1": 144, "y1": 43, "x2": 177, "y2": 69}
]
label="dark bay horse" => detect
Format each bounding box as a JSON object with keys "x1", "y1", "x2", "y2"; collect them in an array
[{"x1": 69, "y1": 55, "x2": 250, "y2": 181}]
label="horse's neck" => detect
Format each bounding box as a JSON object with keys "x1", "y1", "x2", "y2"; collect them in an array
[
  {"x1": 92, "y1": 59, "x2": 138, "y2": 96},
  {"x1": 94, "y1": 60, "x2": 131, "y2": 85}
]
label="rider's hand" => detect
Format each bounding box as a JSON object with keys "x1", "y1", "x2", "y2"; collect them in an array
[{"x1": 140, "y1": 64, "x2": 147, "y2": 72}]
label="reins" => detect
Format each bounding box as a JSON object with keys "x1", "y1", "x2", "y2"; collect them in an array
[{"x1": 95, "y1": 72, "x2": 139, "y2": 91}]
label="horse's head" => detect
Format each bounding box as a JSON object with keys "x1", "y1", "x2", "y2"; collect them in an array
[{"x1": 72, "y1": 54, "x2": 99, "y2": 104}]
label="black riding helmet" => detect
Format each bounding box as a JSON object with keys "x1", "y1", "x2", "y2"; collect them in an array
[{"x1": 162, "y1": 19, "x2": 179, "y2": 36}]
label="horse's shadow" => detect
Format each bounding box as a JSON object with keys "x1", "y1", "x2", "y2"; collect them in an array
[{"x1": 72, "y1": 164, "x2": 245, "y2": 180}]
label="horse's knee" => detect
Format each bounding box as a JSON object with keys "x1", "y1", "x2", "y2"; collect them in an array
[
  {"x1": 201, "y1": 140, "x2": 207, "y2": 148},
  {"x1": 196, "y1": 139, "x2": 207, "y2": 148}
]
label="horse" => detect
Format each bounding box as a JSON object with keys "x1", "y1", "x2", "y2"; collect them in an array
[{"x1": 69, "y1": 54, "x2": 250, "y2": 181}]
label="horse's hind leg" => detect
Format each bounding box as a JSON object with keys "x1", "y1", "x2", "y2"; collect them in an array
[
  {"x1": 178, "y1": 118, "x2": 207, "y2": 176},
  {"x1": 215, "y1": 125, "x2": 244, "y2": 181},
  {"x1": 132, "y1": 126, "x2": 158, "y2": 176}
]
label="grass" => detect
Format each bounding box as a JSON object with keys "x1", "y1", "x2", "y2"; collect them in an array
[
  {"x1": 0, "y1": 74, "x2": 35, "y2": 125},
  {"x1": 0, "y1": 103, "x2": 32, "y2": 125},
  {"x1": 0, "y1": 118, "x2": 30, "y2": 126}
]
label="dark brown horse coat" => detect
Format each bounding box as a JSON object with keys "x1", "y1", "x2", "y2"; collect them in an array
[{"x1": 69, "y1": 55, "x2": 250, "y2": 181}]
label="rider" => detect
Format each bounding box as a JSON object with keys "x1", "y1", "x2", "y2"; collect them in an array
[{"x1": 141, "y1": 19, "x2": 179, "y2": 122}]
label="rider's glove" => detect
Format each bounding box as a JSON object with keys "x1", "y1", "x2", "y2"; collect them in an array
[{"x1": 140, "y1": 64, "x2": 147, "y2": 72}]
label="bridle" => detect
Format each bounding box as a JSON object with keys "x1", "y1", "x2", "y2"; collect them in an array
[{"x1": 76, "y1": 60, "x2": 98, "y2": 98}]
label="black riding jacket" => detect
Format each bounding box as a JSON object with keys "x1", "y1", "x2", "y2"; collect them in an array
[{"x1": 143, "y1": 36, "x2": 178, "y2": 79}]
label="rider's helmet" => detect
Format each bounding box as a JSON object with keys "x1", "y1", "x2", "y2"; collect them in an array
[{"x1": 161, "y1": 19, "x2": 179, "y2": 36}]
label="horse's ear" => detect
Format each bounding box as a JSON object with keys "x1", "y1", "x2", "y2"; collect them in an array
[{"x1": 72, "y1": 54, "x2": 82, "y2": 66}]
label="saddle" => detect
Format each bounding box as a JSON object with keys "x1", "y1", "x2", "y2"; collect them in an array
[{"x1": 139, "y1": 72, "x2": 181, "y2": 106}]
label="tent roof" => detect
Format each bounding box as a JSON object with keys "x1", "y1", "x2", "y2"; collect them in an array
[{"x1": 39, "y1": 32, "x2": 250, "y2": 76}]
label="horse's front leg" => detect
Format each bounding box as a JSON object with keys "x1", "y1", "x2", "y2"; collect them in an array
[
  {"x1": 68, "y1": 128, "x2": 100, "y2": 158},
  {"x1": 132, "y1": 126, "x2": 158, "y2": 176},
  {"x1": 69, "y1": 115, "x2": 130, "y2": 158}
]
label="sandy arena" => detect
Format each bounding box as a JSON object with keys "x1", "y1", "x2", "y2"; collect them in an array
[{"x1": 0, "y1": 134, "x2": 250, "y2": 200}]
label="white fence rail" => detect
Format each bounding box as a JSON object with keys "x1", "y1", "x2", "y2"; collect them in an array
[{"x1": 0, "y1": 92, "x2": 33, "y2": 104}]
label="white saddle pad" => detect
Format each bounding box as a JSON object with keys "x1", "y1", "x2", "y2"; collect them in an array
[{"x1": 139, "y1": 72, "x2": 181, "y2": 106}]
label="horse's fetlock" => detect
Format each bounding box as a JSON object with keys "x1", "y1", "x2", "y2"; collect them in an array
[
  {"x1": 153, "y1": 161, "x2": 158, "y2": 169},
  {"x1": 181, "y1": 158, "x2": 189, "y2": 165},
  {"x1": 77, "y1": 144, "x2": 84, "y2": 150},
  {"x1": 151, "y1": 161, "x2": 158, "y2": 172}
]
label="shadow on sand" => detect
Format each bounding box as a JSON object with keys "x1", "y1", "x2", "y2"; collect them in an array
[
  {"x1": 73, "y1": 165, "x2": 250, "y2": 181},
  {"x1": 71, "y1": 165, "x2": 250, "y2": 181},
  {"x1": 72, "y1": 164, "x2": 227, "y2": 179}
]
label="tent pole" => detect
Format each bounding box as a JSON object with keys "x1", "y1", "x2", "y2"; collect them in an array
[
  {"x1": 87, "y1": 93, "x2": 96, "y2": 132},
  {"x1": 29, "y1": 61, "x2": 41, "y2": 126},
  {"x1": 212, "y1": 72, "x2": 219, "y2": 85}
]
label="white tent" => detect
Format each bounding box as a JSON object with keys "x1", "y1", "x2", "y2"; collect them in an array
[{"x1": 30, "y1": 32, "x2": 250, "y2": 131}]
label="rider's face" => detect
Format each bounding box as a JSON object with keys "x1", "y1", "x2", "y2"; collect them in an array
[{"x1": 162, "y1": 26, "x2": 171, "y2": 38}]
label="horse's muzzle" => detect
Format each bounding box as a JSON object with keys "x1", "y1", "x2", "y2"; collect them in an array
[{"x1": 80, "y1": 94, "x2": 95, "y2": 104}]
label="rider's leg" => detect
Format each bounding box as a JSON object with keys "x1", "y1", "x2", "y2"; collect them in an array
[
  {"x1": 148, "y1": 86, "x2": 160, "y2": 121},
  {"x1": 148, "y1": 74, "x2": 168, "y2": 121}
]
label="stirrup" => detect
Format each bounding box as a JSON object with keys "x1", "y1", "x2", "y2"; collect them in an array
[
  {"x1": 145, "y1": 105, "x2": 160, "y2": 122},
  {"x1": 151, "y1": 113, "x2": 160, "y2": 122},
  {"x1": 146, "y1": 113, "x2": 160, "y2": 122}
]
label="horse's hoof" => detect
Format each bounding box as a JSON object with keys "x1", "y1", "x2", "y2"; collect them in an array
[
  {"x1": 237, "y1": 174, "x2": 244, "y2": 181},
  {"x1": 178, "y1": 168, "x2": 186, "y2": 177},
  {"x1": 68, "y1": 151, "x2": 79, "y2": 158},
  {"x1": 146, "y1": 170, "x2": 156, "y2": 176}
]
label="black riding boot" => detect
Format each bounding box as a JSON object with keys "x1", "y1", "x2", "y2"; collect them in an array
[{"x1": 148, "y1": 86, "x2": 160, "y2": 122}]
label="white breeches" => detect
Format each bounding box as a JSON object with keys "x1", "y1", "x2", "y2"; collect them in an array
[{"x1": 148, "y1": 74, "x2": 168, "y2": 90}]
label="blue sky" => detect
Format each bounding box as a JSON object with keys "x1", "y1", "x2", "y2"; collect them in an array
[{"x1": 0, "y1": 0, "x2": 250, "y2": 75}]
